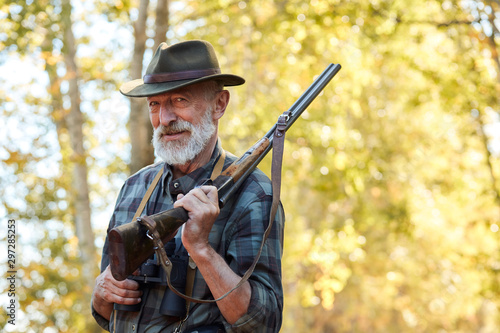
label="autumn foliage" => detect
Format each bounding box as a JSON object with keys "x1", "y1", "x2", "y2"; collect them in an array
[{"x1": 1, "y1": 0, "x2": 499, "y2": 332}]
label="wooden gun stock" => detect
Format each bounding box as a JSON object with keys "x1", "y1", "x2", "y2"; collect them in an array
[
  {"x1": 108, "y1": 207, "x2": 188, "y2": 281},
  {"x1": 108, "y1": 64, "x2": 341, "y2": 281}
]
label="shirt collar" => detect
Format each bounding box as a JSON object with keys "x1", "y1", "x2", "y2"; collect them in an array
[{"x1": 161, "y1": 139, "x2": 224, "y2": 197}]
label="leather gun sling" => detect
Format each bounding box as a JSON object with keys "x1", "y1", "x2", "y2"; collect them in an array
[{"x1": 141, "y1": 112, "x2": 289, "y2": 305}]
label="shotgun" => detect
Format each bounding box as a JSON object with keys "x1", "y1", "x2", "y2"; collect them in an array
[{"x1": 108, "y1": 63, "x2": 342, "y2": 281}]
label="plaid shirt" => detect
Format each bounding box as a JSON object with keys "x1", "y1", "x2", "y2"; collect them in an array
[{"x1": 92, "y1": 141, "x2": 284, "y2": 332}]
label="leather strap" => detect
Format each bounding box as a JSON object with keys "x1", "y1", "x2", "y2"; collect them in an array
[
  {"x1": 142, "y1": 112, "x2": 289, "y2": 304},
  {"x1": 173, "y1": 256, "x2": 197, "y2": 333},
  {"x1": 185, "y1": 257, "x2": 197, "y2": 311},
  {"x1": 210, "y1": 150, "x2": 226, "y2": 181},
  {"x1": 217, "y1": 110, "x2": 289, "y2": 299},
  {"x1": 213, "y1": 111, "x2": 289, "y2": 301},
  {"x1": 132, "y1": 167, "x2": 164, "y2": 222}
]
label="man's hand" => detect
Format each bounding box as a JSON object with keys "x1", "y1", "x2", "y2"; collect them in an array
[
  {"x1": 92, "y1": 265, "x2": 142, "y2": 320},
  {"x1": 173, "y1": 185, "x2": 220, "y2": 255},
  {"x1": 173, "y1": 185, "x2": 251, "y2": 324}
]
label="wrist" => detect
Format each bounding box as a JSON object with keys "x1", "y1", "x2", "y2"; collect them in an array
[
  {"x1": 188, "y1": 242, "x2": 215, "y2": 265},
  {"x1": 92, "y1": 293, "x2": 113, "y2": 318}
]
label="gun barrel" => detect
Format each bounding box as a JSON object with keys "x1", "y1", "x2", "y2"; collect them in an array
[{"x1": 219, "y1": 63, "x2": 341, "y2": 206}]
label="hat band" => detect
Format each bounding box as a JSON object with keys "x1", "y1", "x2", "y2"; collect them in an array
[{"x1": 143, "y1": 68, "x2": 221, "y2": 84}]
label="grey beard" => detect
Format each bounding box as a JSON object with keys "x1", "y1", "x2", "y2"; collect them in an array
[{"x1": 152, "y1": 108, "x2": 216, "y2": 166}]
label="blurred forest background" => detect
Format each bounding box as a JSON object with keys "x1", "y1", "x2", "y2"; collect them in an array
[{"x1": 1, "y1": 0, "x2": 499, "y2": 332}]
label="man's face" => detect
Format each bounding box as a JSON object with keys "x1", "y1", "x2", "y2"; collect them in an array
[{"x1": 147, "y1": 83, "x2": 219, "y2": 165}]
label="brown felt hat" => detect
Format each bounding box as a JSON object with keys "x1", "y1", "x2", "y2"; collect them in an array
[{"x1": 120, "y1": 40, "x2": 245, "y2": 97}]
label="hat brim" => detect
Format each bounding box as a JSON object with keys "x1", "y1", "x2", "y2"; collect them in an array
[{"x1": 120, "y1": 74, "x2": 245, "y2": 98}]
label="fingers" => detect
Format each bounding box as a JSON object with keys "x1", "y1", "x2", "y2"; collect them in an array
[
  {"x1": 174, "y1": 188, "x2": 219, "y2": 223},
  {"x1": 174, "y1": 186, "x2": 219, "y2": 211},
  {"x1": 95, "y1": 266, "x2": 142, "y2": 305},
  {"x1": 190, "y1": 187, "x2": 215, "y2": 205},
  {"x1": 201, "y1": 185, "x2": 218, "y2": 202},
  {"x1": 172, "y1": 186, "x2": 219, "y2": 254},
  {"x1": 197, "y1": 185, "x2": 218, "y2": 203}
]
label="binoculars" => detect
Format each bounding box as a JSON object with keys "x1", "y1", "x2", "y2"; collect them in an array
[{"x1": 113, "y1": 242, "x2": 189, "y2": 318}]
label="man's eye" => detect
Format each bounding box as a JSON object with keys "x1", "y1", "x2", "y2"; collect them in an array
[{"x1": 173, "y1": 97, "x2": 189, "y2": 106}]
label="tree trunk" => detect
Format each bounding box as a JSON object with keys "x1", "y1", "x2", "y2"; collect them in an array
[
  {"x1": 154, "y1": 0, "x2": 170, "y2": 49},
  {"x1": 61, "y1": 0, "x2": 97, "y2": 285},
  {"x1": 484, "y1": 0, "x2": 500, "y2": 83},
  {"x1": 128, "y1": 0, "x2": 155, "y2": 175}
]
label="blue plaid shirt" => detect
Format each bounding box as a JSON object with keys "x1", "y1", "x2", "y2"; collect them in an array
[{"x1": 92, "y1": 141, "x2": 284, "y2": 332}]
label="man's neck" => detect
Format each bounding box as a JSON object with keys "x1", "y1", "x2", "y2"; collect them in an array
[{"x1": 171, "y1": 135, "x2": 218, "y2": 179}]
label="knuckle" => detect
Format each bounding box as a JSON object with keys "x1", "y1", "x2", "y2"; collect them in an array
[
  {"x1": 191, "y1": 188, "x2": 203, "y2": 197},
  {"x1": 122, "y1": 289, "x2": 133, "y2": 298},
  {"x1": 101, "y1": 289, "x2": 112, "y2": 302},
  {"x1": 117, "y1": 286, "x2": 130, "y2": 297}
]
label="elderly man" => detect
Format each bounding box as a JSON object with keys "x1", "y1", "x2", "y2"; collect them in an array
[{"x1": 91, "y1": 40, "x2": 284, "y2": 333}]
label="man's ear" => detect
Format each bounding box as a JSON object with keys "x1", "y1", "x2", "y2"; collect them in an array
[{"x1": 213, "y1": 90, "x2": 230, "y2": 121}]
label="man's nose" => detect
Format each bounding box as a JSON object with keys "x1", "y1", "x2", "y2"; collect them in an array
[{"x1": 159, "y1": 104, "x2": 177, "y2": 126}]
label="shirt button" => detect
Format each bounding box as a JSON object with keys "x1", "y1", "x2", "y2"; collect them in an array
[
  {"x1": 132, "y1": 324, "x2": 136, "y2": 331},
  {"x1": 173, "y1": 182, "x2": 180, "y2": 189}
]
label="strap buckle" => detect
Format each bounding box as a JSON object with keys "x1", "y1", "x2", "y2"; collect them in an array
[{"x1": 276, "y1": 111, "x2": 290, "y2": 137}]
